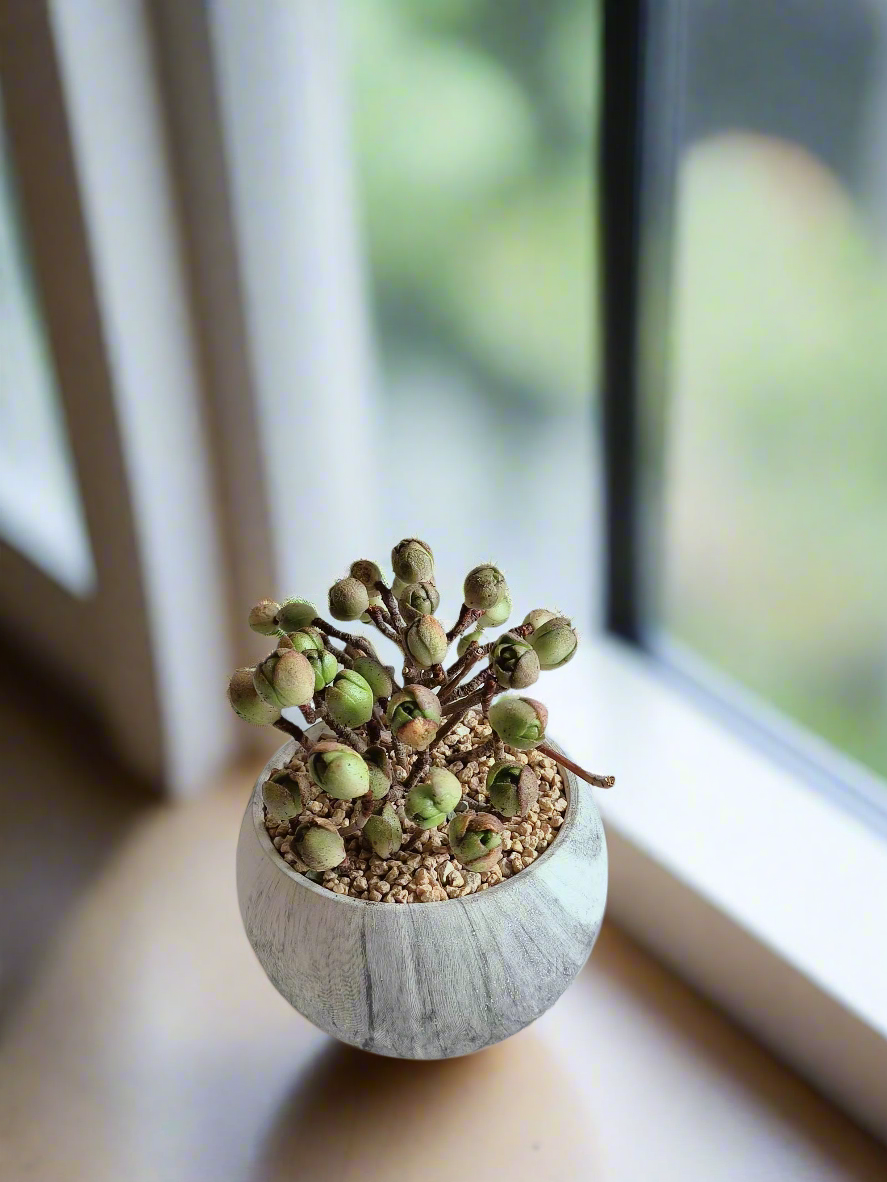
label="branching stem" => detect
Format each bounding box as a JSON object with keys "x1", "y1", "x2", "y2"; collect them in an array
[
  {"x1": 536, "y1": 744, "x2": 615, "y2": 788},
  {"x1": 447, "y1": 603, "x2": 483, "y2": 643},
  {"x1": 316, "y1": 704, "x2": 367, "y2": 753}
]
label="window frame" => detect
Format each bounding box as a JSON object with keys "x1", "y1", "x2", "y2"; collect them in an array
[{"x1": 598, "y1": 0, "x2": 887, "y2": 1141}]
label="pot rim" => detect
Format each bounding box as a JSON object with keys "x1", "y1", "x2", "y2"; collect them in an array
[{"x1": 249, "y1": 733, "x2": 580, "y2": 909}]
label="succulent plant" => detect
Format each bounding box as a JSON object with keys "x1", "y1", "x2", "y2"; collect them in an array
[
  {"x1": 404, "y1": 616, "x2": 448, "y2": 668},
  {"x1": 325, "y1": 669, "x2": 375, "y2": 727},
  {"x1": 392, "y1": 537, "x2": 434, "y2": 583},
  {"x1": 253, "y1": 650, "x2": 316, "y2": 709},
  {"x1": 329, "y1": 577, "x2": 370, "y2": 622},
  {"x1": 363, "y1": 802, "x2": 403, "y2": 858},
  {"x1": 350, "y1": 656, "x2": 393, "y2": 701},
  {"x1": 405, "y1": 767, "x2": 462, "y2": 829},
  {"x1": 227, "y1": 667, "x2": 282, "y2": 726},
  {"x1": 479, "y1": 589, "x2": 512, "y2": 628},
  {"x1": 398, "y1": 581, "x2": 440, "y2": 622},
  {"x1": 262, "y1": 771, "x2": 301, "y2": 823},
  {"x1": 448, "y1": 812, "x2": 504, "y2": 872},
  {"x1": 349, "y1": 559, "x2": 384, "y2": 589},
  {"x1": 523, "y1": 608, "x2": 558, "y2": 631},
  {"x1": 488, "y1": 696, "x2": 548, "y2": 750},
  {"x1": 489, "y1": 632, "x2": 540, "y2": 690},
  {"x1": 386, "y1": 684, "x2": 442, "y2": 749},
  {"x1": 457, "y1": 628, "x2": 485, "y2": 658},
  {"x1": 529, "y1": 617, "x2": 578, "y2": 670},
  {"x1": 294, "y1": 818, "x2": 346, "y2": 871},
  {"x1": 463, "y1": 564, "x2": 506, "y2": 611},
  {"x1": 228, "y1": 538, "x2": 613, "y2": 902},
  {"x1": 486, "y1": 761, "x2": 539, "y2": 818},
  {"x1": 249, "y1": 598, "x2": 282, "y2": 636},
  {"x1": 276, "y1": 598, "x2": 317, "y2": 632},
  {"x1": 308, "y1": 741, "x2": 370, "y2": 800}
]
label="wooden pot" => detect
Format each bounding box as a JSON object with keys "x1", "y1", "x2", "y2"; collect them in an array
[{"x1": 237, "y1": 736, "x2": 607, "y2": 1059}]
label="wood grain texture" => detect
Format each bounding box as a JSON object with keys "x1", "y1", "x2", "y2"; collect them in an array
[{"x1": 237, "y1": 738, "x2": 608, "y2": 1059}]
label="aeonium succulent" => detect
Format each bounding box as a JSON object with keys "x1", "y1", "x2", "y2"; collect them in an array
[
  {"x1": 363, "y1": 802, "x2": 403, "y2": 858},
  {"x1": 253, "y1": 649, "x2": 316, "y2": 709},
  {"x1": 404, "y1": 616, "x2": 448, "y2": 668},
  {"x1": 479, "y1": 588, "x2": 512, "y2": 628},
  {"x1": 405, "y1": 767, "x2": 462, "y2": 829},
  {"x1": 386, "y1": 685, "x2": 442, "y2": 750},
  {"x1": 398, "y1": 581, "x2": 440, "y2": 622},
  {"x1": 391, "y1": 537, "x2": 434, "y2": 583},
  {"x1": 486, "y1": 761, "x2": 539, "y2": 818},
  {"x1": 363, "y1": 745, "x2": 392, "y2": 798},
  {"x1": 308, "y1": 741, "x2": 370, "y2": 800},
  {"x1": 328, "y1": 577, "x2": 370, "y2": 622},
  {"x1": 324, "y1": 669, "x2": 374, "y2": 727},
  {"x1": 530, "y1": 617, "x2": 578, "y2": 670},
  {"x1": 350, "y1": 656, "x2": 393, "y2": 701},
  {"x1": 490, "y1": 632, "x2": 540, "y2": 690},
  {"x1": 293, "y1": 818, "x2": 346, "y2": 871},
  {"x1": 248, "y1": 598, "x2": 281, "y2": 636},
  {"x1": 275, "y1": 597, "x2": 317, "y2": 632},
  {"x1": 448, "y1": 812, "x2": 504, "y2": 872},
  {"x1": 227, "y1": 667, "x2": 281, "y2": 726},
  {"x1": 349, "y1": 559, "x2": 384, "y2": 590},
  {"x1": 463, "y1": 564, "x2": 506, "y2": 611},
  {"x1": 488, "y1": 696, "x2": 548, "y2": 750},
  {"x1": 457, "y1": 628, "x2": 485, "y2": 658}
]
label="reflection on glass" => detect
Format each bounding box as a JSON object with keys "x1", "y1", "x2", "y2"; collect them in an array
[
  {"x1": 344, "y1": 0, "x2": 598, "y2": 617},
  {"x1": 661, "y1": 1, "x2": 887, "y2": 778},
  {"x1": 0, "y1": 96, "x2": 94, "y2": 595}
]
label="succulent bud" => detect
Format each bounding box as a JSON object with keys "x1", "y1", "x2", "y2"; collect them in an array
[
  {"x1": 523, "y1": 608, "x2": 557, "y2": 631},
  {"x1": 457, "y1": 628, "x2": 485, "y2": 658},
  {"x1": 227, "y1": 667, "x2": 281, "y2": 726},
  {"x1": 363, "y1": 802, "x2": 403, "y2": 858},
  {"x1": 392, "y1": 537, "x2": 434, "y2": 583},
  {"x1": 293, "y1": 818, "x2": 346, "y2": 871},
  {"x1": 404, "y1": 616, "x2": 448, "y2": 668},
  {"x1": 488, "y1": 695, "x2": 548, "y2": 751},
  {"x1": 284, "y1": 626, "x2": 325, "y2": 654},
  {"x1": 391, "y1": 575, "x2": 407, "y2": 599},
  {"x1": 360, "y1": 593, "x2": 384, "y2": 623},
  {"x1": 486, "y1": 761, "x2": 539, "y2": 818},
  {"x1": 350, "y1": 656, "x2": 393, "y2": 701},
  {"x1": 307, "y1": 740, "x2": 370, "y2": 800},
  {"x1": 386, "y1": 684, "x2": 442, "y2": 749},
  {"x1": 276, "y1": 598, "x2": 318, "y2": 632},
  {"x1": 349, "y1": 559, "x2": 384, "y2": 590},
  {"x1": 363, "y1": 754, "x2": 391, "y2": 799},
  {"x1": 448, "y1": 812, "x2": 504, "y2": 872},
  {"x1": 529, "y1": 616, "x2": 578, "y2": 670},
  {"x1": 398, "y1": 581, "x2": 440, "y2": 622},
  {"x1": 405, "y1": 767, "x2": 462, "y2": 829},
  {"x1": 463, "y1": 564, "x2": 507, "y2": 611},
  {"x1": 248, "y1": 598, "x2": 282, "y2": 636},
  {"x1": 480, "y1": 589, "x2": 512, "y2": 628},
  {"x1": 328, "y1": 577, "x2": 370, "y2": 622},
  {"x1": 253, "y1": 649, "x2": 316, "y2": 709},
  {"x1": 324, "y1": 668, "x2": 375, "y2": 727},
  {"x1": 304, "y1": 647, "x2": 339, "y2": 691},
  {"x1": 490, "y1": 632, "x2": 540, "y2": 690},
  {"x1": 262, "y1": 772, "x2": 300, "y2": 823}
]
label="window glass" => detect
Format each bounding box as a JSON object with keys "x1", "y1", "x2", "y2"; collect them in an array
[
  {"x1": 660, "y1": 1, "x2": 887, "y2": 778},
  {"x1": 344, "y1": 0, "x2": 598, "y2": 617},
  {"x1": 0, "y1": 95, "x2": 94, "y2": 595}
]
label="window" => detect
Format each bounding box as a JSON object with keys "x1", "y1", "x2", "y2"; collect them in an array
[
  {"x1": 655, "y1": 0, "x2": 887, "y2": 805},
  {"x1": 0, "y1": 92, "x2": 93, "y2": 595},
  {"x1": 343, "y1": 0, "x2": 599, "y2": 616}
]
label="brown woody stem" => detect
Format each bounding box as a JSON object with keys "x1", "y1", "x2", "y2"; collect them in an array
[
  {"x1": 367, "y1": 605, "x2": 400, "y2": 645},
  {"x1": 375, "y1": 581, "x2": 406, "y2": 635},
  {"x1": 443, "y1": 672, "x2": 492, "y2": 712},
  {"x1": 459, "y1": 739, "x2": 494, "y2": 764},
  {"x1": 273, "y1": 717, "x2": 308, "y2": 746},
  {"x1": 312, "y1": 618, "x2": 376, "y2": 660},
  {"x1": 447, "y1": 603, "x2": 483, "y2": 644},
  {"x1": 403, "y1": 751, "x2": 430, "y2": 794},
  {"x1": 536, "y1": 744, "x2": 615, "y2": 788},
  {"x1": 316, "y1": 704, "x2": 367, "y2": 753},
  {"x1": 439, "y1": 645, "x2": 488, "y2": 701},
  {"x1": 428, "y1": 712, "x2": 464, "y2": 755}
]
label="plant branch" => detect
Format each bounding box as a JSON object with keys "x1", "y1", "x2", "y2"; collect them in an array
[
  {"x1": 443, "y1": 671, "x2": 493, "y2": 712},
  {"x1": 439, "y1": 644, "x2": 490, "y2": 701},
  {"x1": 316, "y1": 704, "x2": 367, "y2": 752},
  {"x1": 312, "y1": 618, "x2": 376, "y2": 659},
  {"x1": 428, "y1": 711, "x2": 465, "y2": 756},
  {"x1": 273, "y1": 717, "x2": 308, "y2": 747},
  {"x1": 458, "y1": 739, "x2": 494, "y2": 764},
  {"x1": 366, "y1": 605, "x2": 400, "y2": 645},
  {"x1": 536, "y1": 744, "x2": 615, "y2": 788},
  {"x1": 403, "y1": 751, "x2": 430, "y2": 794},
  {"x1": 447, "y1": 603, "x2": 483, "y2": 643},
  {"x1": 375, "y1": 581, "x2": 406, "y2": 635}
]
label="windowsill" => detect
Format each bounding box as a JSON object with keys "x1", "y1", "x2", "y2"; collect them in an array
[{"x1": 544, "y1": 636, "x2": 887, "y2": 1140}]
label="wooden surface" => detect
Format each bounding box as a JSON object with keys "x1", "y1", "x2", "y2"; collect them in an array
[
  {"x1": 238, "y1": 739, "x2": 607, "y2": 1058},
  {"x1": 1, "y1": 674, "x2": 886, "y2": 1180}
]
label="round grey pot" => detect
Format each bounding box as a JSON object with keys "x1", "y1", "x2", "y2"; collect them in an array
[{"x1": 237, "y1": 737, "x2": 607, "y2": 1060}]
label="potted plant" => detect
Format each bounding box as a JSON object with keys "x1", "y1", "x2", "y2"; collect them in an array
[{"x1": 231, "y1": 540, "x2": 614, "y2": 1059}]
